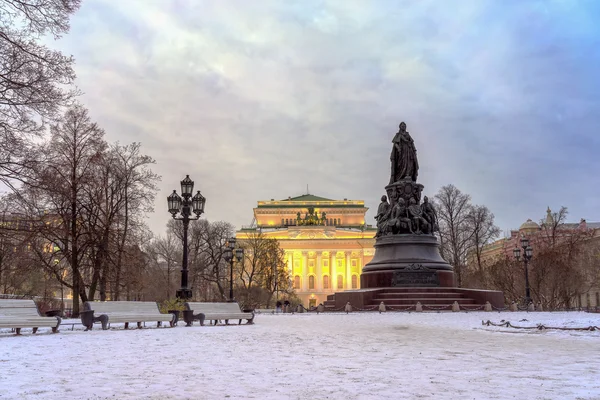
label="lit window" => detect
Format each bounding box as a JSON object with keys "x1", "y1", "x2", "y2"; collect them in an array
[
  {"x1": 294, "y1": 275, "x2": 301, "y2": 290},
  {"x1": 351, "y1": 275, "x2": 358, "y2": 289},
  {"x1": 337, "y1": 275, "x2": 343, "y2": 289},
  {"x1": 309, "y1": 275, "x2": 315, "y2": 290},
  {"x1": 323, "y1": 275, "x2": 330, "y2": 289}
]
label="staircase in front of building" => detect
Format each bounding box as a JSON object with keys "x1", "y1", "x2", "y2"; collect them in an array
[{"x1": 323, "y1": 287, "x2": 486, "y2": 311}]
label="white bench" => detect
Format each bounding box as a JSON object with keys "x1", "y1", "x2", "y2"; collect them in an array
[
  {"x1": 83, "y1": 301, "x2": 175, "y2": 330},
  {"x1": 184, "y1": 302, "x2": 254, "y2": 326},
  {"x1": 0, "y1": 299, "x2": 61, "y2": 335}
]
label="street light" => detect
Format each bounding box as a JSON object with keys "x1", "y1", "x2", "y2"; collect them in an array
[
  {"x1": 224, "y1": 237, "x2": 244, "y2": 302},
  {"x1": 513, "y1": 235, "x2": 534, "y2": 305},
  {"x1": 167, "y1": 175, "x2": 206, "y2": 300}
]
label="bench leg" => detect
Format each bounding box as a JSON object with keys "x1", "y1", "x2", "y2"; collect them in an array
[
  {"x1": 52, "y1": 327, "x2": 58, "y2": 334},
  {"x1": 225, "y1": 319, "x2": 229, "y2": 325},
  {"x1": 124, "y1": 322, "x2": 129, "y2": 330},
  {"x1": 137, "y1": 322, "x2": 142, "y2": 329},
  {"x1": 248, "y1": 316, "x2": 255, "y2": 324},
  {"x1": 157, "y1": 321, "x2": 161, "y2": 328},
  {"x1": 15, "y1": 328, "x2": 21, "y2": 335},
  {"x1": 239, "y1": 319, "x2": 242, "y2": 325},
  {"x1": 32, "y1": 327, "x2": 38, "y2": 334}
]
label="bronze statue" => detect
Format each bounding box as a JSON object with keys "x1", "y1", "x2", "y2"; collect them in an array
[
  {"x1": 388, "y1": 198, "x2": 412, "y2": 235},
  {"x1": 375, "y1": 195, "x2": 391, "y2": 237},
  {"x1": 407, "y1": 197, "x2": 429, "y2": 234},
  {"x1": 390, "y1": 122, "x2": 419, "y2": 184},
  {"x1": 421, "y1": 196, "x2": 438, "y2": 234}
]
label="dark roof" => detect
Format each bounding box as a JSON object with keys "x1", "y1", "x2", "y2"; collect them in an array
[{"x1": 282, "y1": 194, "x2": 334, "y2": 202}]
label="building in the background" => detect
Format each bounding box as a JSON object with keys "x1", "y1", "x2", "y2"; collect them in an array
[
  {"x1": 469, "y1": 208, "x2": 600, "y2": 308},
  {"x1": 236, "y1": 194, "x2": 376, "y2": 307}
]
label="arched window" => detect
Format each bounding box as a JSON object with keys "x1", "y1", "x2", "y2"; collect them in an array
[
  {"x1": 323, "y1": 275, "x2": 330, "y2": 289},
  {"x1": 294, "y1": 275, "x2": 301, "y2": 290},
  {"x1": 281, "y1": 219, "x2": 285, "y2": 225},
  {"x1": 337, "y1": 274, "x2": 344, "y2": 289},
  {"x1": 309, "y1": 275, "x2": 315, "y2": 290},
  {"x1": 351, "y1": 275, "x2": 358, "y2": 289}
]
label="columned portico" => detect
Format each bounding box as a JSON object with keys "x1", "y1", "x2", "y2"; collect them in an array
[{"x1": 236, "y1": 193, "x2": 377, "y2": 306}]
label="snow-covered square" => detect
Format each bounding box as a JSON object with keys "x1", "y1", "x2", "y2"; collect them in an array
[{"x1": 1, "y1": 311, "x2": 599, "y2": 400}]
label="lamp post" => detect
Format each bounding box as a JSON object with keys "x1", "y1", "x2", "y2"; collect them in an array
[
  {"x1": 513, "y1": 236, "x2": 534, "y2": 305},
  {"x1": 167, "y1": 175, "x2": 206, "y2": 300},
  {"x1": 224, "y1": 237, "x2": 244, "y2": 302}
]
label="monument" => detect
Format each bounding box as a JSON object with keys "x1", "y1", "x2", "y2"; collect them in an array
[
  {"x1": 361, "y1": 121, "x2": 455, "y2": 288},
  {"x1": 328, "y1": 122, "x2": 504, "y2": 309}
]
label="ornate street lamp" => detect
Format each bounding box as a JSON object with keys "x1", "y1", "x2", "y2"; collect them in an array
[
  {"x1": 224, "y1": 237, "x2": 244, "y2": 302},
  {"x1": 167, "y1": 175, "x2": 206, "y2": 300},
  {"x1": 513, "y1": 236, "x2": 534, "y2": 305}
]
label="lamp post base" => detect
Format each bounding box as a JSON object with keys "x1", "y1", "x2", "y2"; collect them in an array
[{"x1": 176, "y1": 288, "x2": 193, "y2": 300}]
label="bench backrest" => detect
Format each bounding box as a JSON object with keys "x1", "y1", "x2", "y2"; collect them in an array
[
  {"x1": 185, "y1": 302, "x2": 247, "y2": 314},
  {"x1": 0, "y1": 299, "x2": 41, "y2": 317},
  {"x1": 84, "y1": 301, "x2": 162, "y2": 314}
]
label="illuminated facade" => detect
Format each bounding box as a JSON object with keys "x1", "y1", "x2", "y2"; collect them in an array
[{"x1": 236, "y1": 194, "x2": 376, "y2": 307}]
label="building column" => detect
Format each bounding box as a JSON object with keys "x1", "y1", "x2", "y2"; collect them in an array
[
  {"x1": 331, "y1": 252, "x2": 337, "y2": 292},
  {"x1": 287, "y1": 252, "x2": 293, "y2": 274},
  {"x1": 345, "y1": 251, "x2": 351, "y2": 289},
  {"x1": 316, "y1": 251, "x2": 322, "y2": 291},
  {"x1": 302, "y1": 251, "x2": 308, "y2": 293}
]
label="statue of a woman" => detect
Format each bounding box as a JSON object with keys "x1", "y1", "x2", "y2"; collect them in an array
[{"x1": 390, "y1": 122, "x2": 419, "y2": 184}]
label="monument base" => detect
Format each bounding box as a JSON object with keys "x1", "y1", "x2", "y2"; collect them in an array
[
  {"x1": 361, "y1": 234, "x2": 452, "y2": 288},
  {"x1": 329, "y1": 287, "x2": 505, "y2": 310}
]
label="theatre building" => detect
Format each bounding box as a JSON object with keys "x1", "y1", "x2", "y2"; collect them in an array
[{"x1": 236, "y1": 194, "x2": 376, "y2": 307}]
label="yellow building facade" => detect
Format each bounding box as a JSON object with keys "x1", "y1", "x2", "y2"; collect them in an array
[{"x1": 236, "y1": 194, "x2": 376, "y2": 307}]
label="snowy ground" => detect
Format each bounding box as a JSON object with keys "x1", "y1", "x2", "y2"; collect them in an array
[{"x1": 1, "y1": 311, "x2": 599, "y2": 400}]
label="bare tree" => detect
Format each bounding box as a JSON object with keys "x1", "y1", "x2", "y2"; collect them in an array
[
  {"x1": 0, "y1": 0, "x2": 81, "y2": 189},
  {"x1": 26, "y1": 104, "x2": 106, "y2": 315},
  {"x1": 434, "y1": 184, "x2": 474, "y2": 286},
  {"x1": 181, "y1": 219, "x2": 233, "y2": 301},
  {"x1": 146, "y1": 232, "x2": 180, "y2": 301},
  {"x1": 465, "y1": 204, "x2": 500, "y2": 284},
  {"x1": 110, "y1": 143, "x2": 159, "y2": 300}
]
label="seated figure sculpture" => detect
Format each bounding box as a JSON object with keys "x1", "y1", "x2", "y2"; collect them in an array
[
  {"x1": 375, "y1": 195, "x2": 391, "y2": 237},
  {"x1": 407, "y1": 197, "x2": 430, "y2": 234},
  {"x1": 387, "y1": 198, "x2": 413, "y2": 235}
]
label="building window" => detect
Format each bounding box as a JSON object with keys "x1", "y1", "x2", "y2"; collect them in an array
[
  {"x1": 596, "y1": 292, "x2": 599, "y2": 307},
  {"x1": 282, "y1": 219, "x2": 284, "y2": 225},
  {"x1": 351, "y1": 275, "x2": 358, "y2": 289},
  {"x1": 323, "y1": 275, "x2": 330, "y2": 289},
  {"x1": 351, "y1": 260, "x2": 357, "y2": 268},
  {"x1": 309, "y1": 275, "x2": 315, "y2": 290},
  {"x1": 294, "y1": 275, "x2": 301, "y2": 290},
  {"x1": 337, "y1": 275, "x2": 343, "y2": 289}
]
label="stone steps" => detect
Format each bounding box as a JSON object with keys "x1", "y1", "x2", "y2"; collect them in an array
[
  {"x1": 376, "y1": 292, "x2": 470, "y2": 299},
  {"x1": 372, "y1": 298, "x2": 476, "y2": 305}
]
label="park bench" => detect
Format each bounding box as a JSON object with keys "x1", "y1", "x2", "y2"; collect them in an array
[
  {"x1": 0, "y1": 299, "x2": 61, "y2": 335},
  {"x1": 184, "y1": 302, "x2": 254, "y2": 326},
  {"x1": 83, "y1": 301, "x2": 175, "y2": 330}
]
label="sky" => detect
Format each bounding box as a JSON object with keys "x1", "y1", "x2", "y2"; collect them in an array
[{"x1": 48, "y1": 0, "x2": 600, "y2": 237}]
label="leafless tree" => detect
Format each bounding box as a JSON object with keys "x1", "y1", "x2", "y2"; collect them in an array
[
  {"x1": 434, "y1": 184, "x2": 474, "y2": 286},
  {"x1": 464, "y1": 204, "x2": 500, "y2": 286},
  {"x1": 0, "y1": 0, "x2": 81, "y2": 189}
]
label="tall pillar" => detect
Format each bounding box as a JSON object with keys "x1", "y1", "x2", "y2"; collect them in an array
[
  {"x1": 316, "y1": 251, "x2": 322, "y2": 291},
  {"x1": 331, "y1": 252, "x2": 337, "y2": 292},
  {"x1": 346, "y1": 251, "x2": 351, "y2": 289},
  {"x1": 302, "y1": 251, "x2": 308, "y2": 293}
]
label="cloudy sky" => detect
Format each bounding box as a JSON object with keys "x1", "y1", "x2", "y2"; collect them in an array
[{"x1": 50, "y1": 0, "x2": 600, "y2": 236}]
